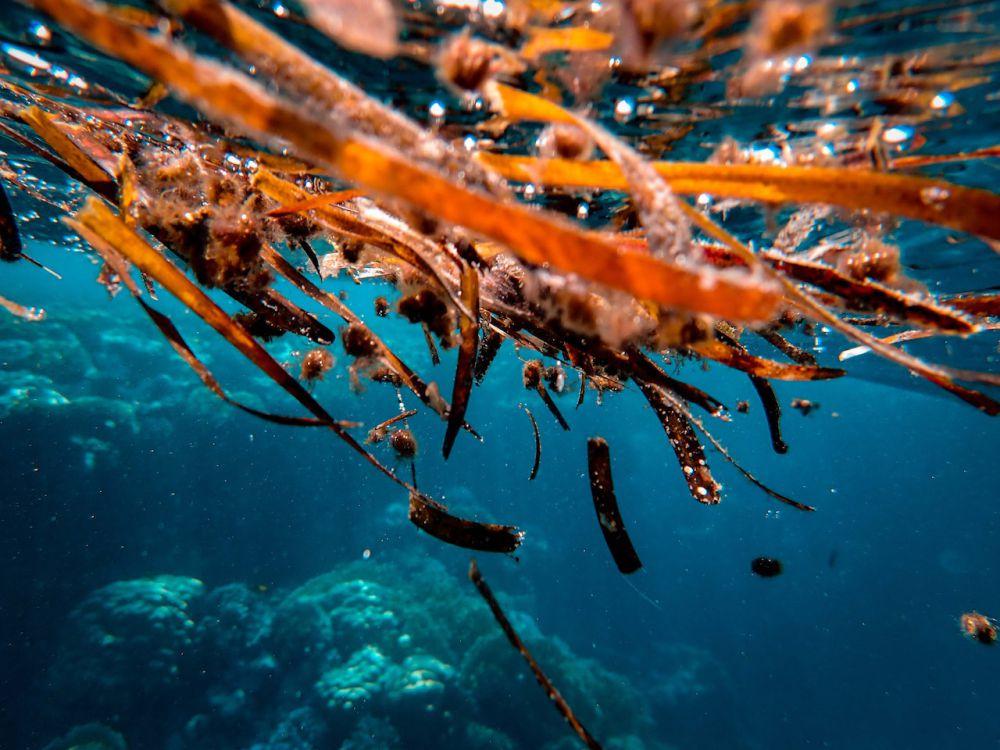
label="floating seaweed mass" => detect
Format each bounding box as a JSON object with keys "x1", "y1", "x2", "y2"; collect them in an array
[{"x1": 1, "y1": 0, "x2": 999, "y2": 745}]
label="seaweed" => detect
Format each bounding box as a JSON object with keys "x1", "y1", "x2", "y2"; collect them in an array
[
  {"x1": 637, "y1": 380, "x2": 722, "y2": 506},
  {"x1": 0, "y1": 179, "x2": 23, "y2": 262},
  {"x1": 586, "y1": 437, "x2": 643, "y2": 574},
  {"x1": 519, "y1": 403, "x2": 541, "y2": 481},
  {"x1": 443, "y1": 260, "x2": 480, "y2": 458},
  {"x1": 468, "y1": 560, "x2": 604, "y2": 750},
  {"x1": 408, "y1": 494, "x2": 523, "y2": 553}
]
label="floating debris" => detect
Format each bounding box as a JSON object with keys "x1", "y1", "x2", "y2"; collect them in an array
[
  {"x1": 790, "y1": 398, "x2": 819, "y2": 416},
  {"x1": 960, "y1": 612, "x2": 998, "y2": 646},
  {"x1": 751, "y1": 557, "x2": 784, "y2": 578},
  {"x1": 300, "y1": 348, "x2": 335, "y2": 382}
]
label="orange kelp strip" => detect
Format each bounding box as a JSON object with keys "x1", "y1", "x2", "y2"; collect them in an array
[
  {"x1": 519, "y1": 403, "x2": 541, "y2": 480},
  {"x1": 587, "y1": 437, "x2": 643, "y2": 574},
  {"x1": 72, "y1": 198, "x2": 414, "y2": 488},
  {"x1": 26, "y1": 0, "x2": 783, "y2": 323},
  {"x1": 0, "y1": 294, "x2": 44, "y2": 321},
  {"x1": 520, "y1": 27, "x2": 614, "y2": 60},
  {"x1": 468, "y1": 560, "x2": 605, "y2": 750},
  {"x1": 475, "y1": 153, "x2": 1000, "y2": 243},
  {"x1": 891, "y1": 145, "x2": 1000, "y2": 169},
  {"x1": 18, "y1": 106, "x2": 115, "y2": 192},
  {"x1": 409, "y1": 493, "x2": 523, "y2": 553},
  {"x1": 687, "y1": 337, "x2": 845, "y2": 381},
  {"x1": 443, "y1": 261, "x2": 480, "y2": 458},
  {"x1": 637, "y1": 380, "x2": 722, "y2": 506},
  {"x1": 266, "y1": 189, "x2": 365, "y2": 217}
]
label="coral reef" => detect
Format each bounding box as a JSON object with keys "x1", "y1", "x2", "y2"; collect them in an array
[{"x1": 37, "y1": 557, "x2": 714, "y2": 750}]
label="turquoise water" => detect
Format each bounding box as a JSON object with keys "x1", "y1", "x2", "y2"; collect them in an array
[{"x1": 1, "y1": 0, "x2": 999, "y2": 748}]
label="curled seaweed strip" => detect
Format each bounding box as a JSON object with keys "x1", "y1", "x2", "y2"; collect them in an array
[
  {"x1": 468, "y1": 560, "x2": 604, "y2": 750},
  {"x1": 408, "y1": 493, "x2": 522, "y2": 553},
  {"x1": 587, "y1": 437, "x2": 643, "y2": 574},
  {"x1": 519, "y1": 403, "x2": 541, "y2": 480},
  {"x1": 636, "y1": 380, "x2": 722, "y2": 506}
]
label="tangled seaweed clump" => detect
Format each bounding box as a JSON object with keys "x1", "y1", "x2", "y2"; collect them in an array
[{"x1": 0, "y1": 0, "x2": 998, "y2": 745}]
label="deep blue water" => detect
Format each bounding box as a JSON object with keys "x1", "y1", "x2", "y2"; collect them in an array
[{"x1": 1, "y1": 1, "x2": 999, "y2": 749}]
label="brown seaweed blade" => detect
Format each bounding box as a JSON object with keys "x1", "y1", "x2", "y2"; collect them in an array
[
  {"x1": 24, "y1": 0, "x2": 783, "y2": 323},
  {"x1": 748, "y1": 376, "x2": 789, "y2": 455},
  {"x1": 0, "y1": 179, "x2": 23, "y2": 261},
  {"x1": 468, "y1": 560, "x2": 604, "y2": 750},
  {"x1": 756, "y1": 328, "x2": 818, "y2": 367},
  {"x1": 71, "y1": 197, "x2": 417, "y2": 490},
  {"x1": 519, "y1": 403, "x2": 541, "y2": 480},
  {"x1": 716, "y1": 330, "x2": 788, "y2": 454},
  {"x1": 651, "y1": 383, "x2": 816, "y2": 512},
  {"x1": 587, "y1": 437, "x2": 643, "y2": 574},
  {"x1": 762, "y1": 252, "x2": 977, "y2": 334},
  {"x1": 443, "y1": 261, "x2": 480, "y2": 458},
  {"x1": 636, "y1": 380, "x2": 722, "y2": 505},
  {"x1": 408, "y1": 493, "x2": 522, "y2": 553},
  {"x1": 537, "y1": 382, "x2": 571, "y2": 431},
  {"x1": 626, "y1": 349, "x2": 727, "y2": 417}
]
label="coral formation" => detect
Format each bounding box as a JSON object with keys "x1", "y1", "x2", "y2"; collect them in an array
[{"x1": 38, "y1": 557, "x2": 710, "y2": 749}]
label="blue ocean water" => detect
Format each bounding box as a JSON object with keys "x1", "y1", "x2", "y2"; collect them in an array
[{"x1": 1, "y1": 1, "x2": 999, "y2": 749}]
